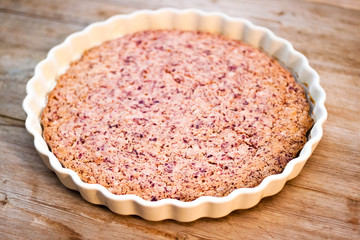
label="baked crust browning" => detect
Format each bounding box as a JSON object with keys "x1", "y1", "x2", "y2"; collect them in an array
[{"x1": 41, "y1": 30, "x2": 313, "y2": 201}]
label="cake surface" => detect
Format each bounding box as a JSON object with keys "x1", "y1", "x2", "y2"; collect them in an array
[{"x1": 41, "y1": 30, "x2": 313, "y2": 201}]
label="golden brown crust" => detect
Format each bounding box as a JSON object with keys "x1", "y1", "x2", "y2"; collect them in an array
[{"x1": 42, "y1": 30, "x2": 313, "y2": 201}]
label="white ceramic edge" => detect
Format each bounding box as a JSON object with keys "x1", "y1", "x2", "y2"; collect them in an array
[{"x1": 23, "y1": 8, "x2": 327, "y2": 222}]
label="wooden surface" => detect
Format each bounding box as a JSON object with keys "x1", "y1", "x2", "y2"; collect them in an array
[{"x1": 0, "y1": 0, "x2": 359, "y2": 239}]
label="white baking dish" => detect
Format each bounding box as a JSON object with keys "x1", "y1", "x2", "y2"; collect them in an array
[{"x1": 23, "y1": 8, "x2": 327, "y2": 222}]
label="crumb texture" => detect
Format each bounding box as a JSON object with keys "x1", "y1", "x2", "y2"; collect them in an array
[{"x1": 41, "y1": 30, "x2": 313, "y2": 201}]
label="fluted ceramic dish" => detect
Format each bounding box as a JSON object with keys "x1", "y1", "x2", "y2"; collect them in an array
[{"x1": 23, "y1": 8, "x2": 327, "y2": 222}]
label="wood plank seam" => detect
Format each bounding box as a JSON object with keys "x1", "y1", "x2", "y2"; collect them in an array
[{"x1": 0, "y1": 7, "x2": 88, "y2": 26}]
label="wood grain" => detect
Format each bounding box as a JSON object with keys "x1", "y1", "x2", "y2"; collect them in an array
[
  {"x1": 0, "y1": 0, "x2": 359, "y2": 239},
  {"x1": 305, "y1": 0, "x2": 360, "y2": 10}
]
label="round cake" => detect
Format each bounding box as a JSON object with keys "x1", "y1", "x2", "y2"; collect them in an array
[{"x1": 41, "y1": 30, "x2": 313, "y2": 201}]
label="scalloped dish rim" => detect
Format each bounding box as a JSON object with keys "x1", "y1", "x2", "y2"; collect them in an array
[{"x1": 23, "y1": 8, "x2": 327, "y2": 221}]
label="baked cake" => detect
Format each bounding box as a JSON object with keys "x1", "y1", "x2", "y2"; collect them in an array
[{"x1": 41, "y1": 30, "x2": 313, "y2": 201}]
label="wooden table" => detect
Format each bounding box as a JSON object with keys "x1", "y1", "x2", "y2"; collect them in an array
[{"x1": 1, "y1": 0, "x2": 359, "y2": 239}]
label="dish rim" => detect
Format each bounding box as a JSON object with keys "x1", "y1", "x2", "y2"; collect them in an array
[{"x1": 23, "y1": 8, "x2": 327, "y2": 221}]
